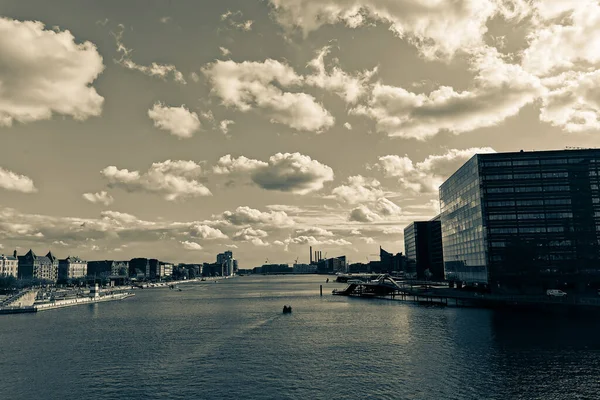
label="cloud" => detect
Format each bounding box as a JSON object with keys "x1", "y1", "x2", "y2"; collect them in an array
[
  {"x1": 268, "y1": 0, "x2": 503, "y2": 60},
  {"x1": 148, "y1": 103, "x2": 201, "y2": 138},
  {"x1": 305, "y1": 46, "x2": 377, "y2": 103},
  {"x1": 0, "y1": 17, "x2": 104, "y2": 127},
  {"x1": 215, "y1": 153, "x2": 334, "y2": 194},
  {"x1": 221, "y1": 10, "x2": 254, "y2": 31},
  {"x1": 252, "y1": 153, "x2": 335, "y2": 194},
  {"x1": 181, "y1": 241, "x2": 203, "y2": 250},
  {"x1": 353, "y1": 47, "x2": 544, "y2": 139},
  {"x1": 113, "y1": 27, "x2": 186, "y2": 84},
  {"x1": 189, "y1": 224, "x2": 227, "y2": 239},
  {"x1": 375, "y1": 147, "x2": 496, "y2": 193},
  {"x1": 233, "y1": 227, "x2": 268, "y2": 241},
  {"x1": 213, "y1": 155, "x2": 268, "y2": 174},
  {"x1": 202, "y1": 59, "x2": 334, "y2": 132},
  {"x1": 331, "y1": 175, "x2": 383, "y2": 204},
  {"x1": 219, "y1": 47, "x2": 231, "y2": 56},
  {"x1": 82, "y1": 191, "x2": 114, "y2": 206},
  {"x1": 0, "y1": 167, "x2": 37, "y2": 193},
  {"x1": 523, "y1": 2, "x2": 600, "y2": 77},
  {"x1": 539, "y1": 70, "x2": 600, "y2": 132},
  {"x1": 101, "y1": 160, "x2": 211, "y2": 201},
  {"x1": 343, "y1": 122, "x2": 352, "y2": 130},
  {"x1": 222, "y1": 206, "x2": 295, "y2": 227},
  {"x1": 159, "y1": 16, "x2": 172, "y2": 24},
  {"x1": 283, "y1": 235, "x2": 352, "y2": 246},
  {"x1": 294, "y1": 227, "x2": 334, "y2": 237},
  {"x1": 219, "y1": 119, "x2": 235, "y2": 134},
  {"x1": 348, "y1": 198, "x2": 402, "y2": 222}
]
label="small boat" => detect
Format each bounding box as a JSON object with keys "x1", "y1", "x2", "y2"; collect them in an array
[{"x1": 283, "y1": 305, "x2": 292, "y2": 314}]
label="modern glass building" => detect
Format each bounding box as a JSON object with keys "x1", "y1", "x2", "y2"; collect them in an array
[
  {"x1": 403, "y1": 218, "x2": 444, "y2": 281},
  {"x1": 440, "y1": 149, "x2": 600, "y2": 293}
]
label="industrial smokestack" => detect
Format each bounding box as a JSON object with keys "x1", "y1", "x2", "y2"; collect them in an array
[
  {"x1": 310, "y1": 246, "x2": 312, "y2": 264},
  {"x1": 318, "y1": 251, "x2": 321, "y2": 261}
]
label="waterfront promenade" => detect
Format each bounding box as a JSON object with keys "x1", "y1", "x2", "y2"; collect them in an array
[{"x1": 0, "y1": 276, "x2": 228, "y2": 314}]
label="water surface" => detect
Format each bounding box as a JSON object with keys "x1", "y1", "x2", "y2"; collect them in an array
[{"x1": 1, "y1": 275, "x2": 599, "y2": 399}]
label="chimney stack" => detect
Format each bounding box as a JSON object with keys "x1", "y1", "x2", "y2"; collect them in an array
[
  {"x1": 310, "y1": 246, "x2": 312, "y2": 264},
  {"x1": 13, "y1": 249, "x2": 17, "y2": 258}
]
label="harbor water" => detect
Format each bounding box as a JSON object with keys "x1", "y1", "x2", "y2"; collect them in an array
[{"x1": 1, "y1": 275, "x2": 600, "y2": 400}]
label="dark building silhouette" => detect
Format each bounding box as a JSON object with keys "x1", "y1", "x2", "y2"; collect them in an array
[
  {"x1": 404, "y1": 218, "x2": 444, "y2": 281},
  {"x1": 17, "y1": 249, "x2": 58, "y2": 281},
  {"x1": 316, "y1": 256, "x2": 347, "y2": 274},
  {"x1": 347, "y1": 248, "x2": 405, "y2": 274},
  {"x1": 440, "y1": 149, "x2": 600, "y2": 293},
  {"x1": 87, "y1": 260, "x2": 129, "y2": 277},
  {"x1": 129, "y1": 258, "x2": 150, "y2": 278}
]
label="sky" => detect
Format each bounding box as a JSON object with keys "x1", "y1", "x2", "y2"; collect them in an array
[{"x1": 0, "y1": 0, "x2": 599, "y2": 268}]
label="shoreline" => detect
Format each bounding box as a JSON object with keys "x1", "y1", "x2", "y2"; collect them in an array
[{"x1": 0, "y1": 276, "x2": 232, "y2": 315}]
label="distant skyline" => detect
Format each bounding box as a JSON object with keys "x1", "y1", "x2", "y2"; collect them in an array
[{"x1": 0, "y1": 0, "x2": 599, "y2": 267}]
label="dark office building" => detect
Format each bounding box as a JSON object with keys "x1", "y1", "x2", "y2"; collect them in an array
[
  {"x1": 440, "y1": 149, "x2": 600, "y2": 293},
  {"x1": 403, "y1": 219, "x2": 444, "y2": 281},
  {"x1": 129, "y1": 258, "x2": 150, "y2": 278}
]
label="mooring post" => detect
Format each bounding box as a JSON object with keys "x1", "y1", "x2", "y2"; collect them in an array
[{"x1": 320, "y1": 285, "x2": 323, "y2": 296}]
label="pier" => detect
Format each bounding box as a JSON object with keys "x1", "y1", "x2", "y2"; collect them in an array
[{"x1": 333, "y1": 274, "x2": 600, "y2": 312}]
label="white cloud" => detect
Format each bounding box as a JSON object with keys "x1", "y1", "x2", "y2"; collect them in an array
[
  {"x1": 523, "y1": 2, "x2": 600, "y2": 77},
  {"x1": 221, "y1": 10, "x2": 254, "y2": 31},
  {"x1": 219, "y1": 119, "x2": 235, "y2": 134},
  {"x1": 331, "y1": 175, "x2": 383, "y2": 204},
  {"x1": 148, "y1": 103, "x2": 201, "y2": 138},
  {"x1": 202, "y1": 59, "x2": 334, "y2": 132},
  {"x1": 294, "y1": 227, "x2": 334, "y2": 237},
  {"x1": 219, "y1": 47, "x2": 231, "y2": 56},
  {"x1": 159, "y1": 16, "x2": 172, "y2": 24},
  {"x1": 305, "y1": 46, "x2": 377, "y2": 103},
  {"x1": 181, "y1": 241, "x2": 203, "y2": 250},
  {"x1": 0, "y1": 167, "x2": 37, "y2": 193},
  {"x1": 348, "y1": 198, "x2": 402, "y2": 222},
  {"x1": 189, "y1": 224, "x2": 227, "y2": 240},
  {"x1": 343, "y1": 122, "x2": 352, "y2": 130},
  {"x1": 353, "y1": 47, "x2": 543, "y2": 139},
  {"x1": 101, "y1": 160, "x2": 211, "y2": 201},
  {"x1": 0, "y1": 17, "x2": 104, "y2": 127},
  {"x1": 82, "y1": 191, "x2": 114, "y2": 206},
  {"x1": 233, "y1": 227, "x2": 268, "y2": 241},
  {"x1": 113, "y1": 27, "x2": 186, "y2": 84},
  {"x1": 283, "y1": 235, "x2": 352, "y2": 246},
  {"x1": 214, "y1": 153, "x2": 334, "y2": 194},
  {"x1": 252, "y1": 153, "x2": 335, "y2": 194},
  {"x1": 375, "y1": 147, "x2": 496, "y2": 193},
  {"x1": 213, "y1": 155, "x2": 268, "y2": 174},
  {"x1": 222, "y1": 206, "x2": 295, "y2": 227},
  {"x1": 268, "y1": 0, "x2": 501, "y2": 60},
  {"x1": 539, "y1": 70, "x2": 600, "y2": 132}
]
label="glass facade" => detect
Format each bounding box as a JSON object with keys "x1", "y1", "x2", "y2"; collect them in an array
[
  {"x1": 403, "y1": 220, "x2": 444, "y2": 281},
  {"x1": 440, "y1": 149, "x2": 600, "y2": 292},
  {"x1": 440, "y1": 156, "x2": 487, "y2": 284}
]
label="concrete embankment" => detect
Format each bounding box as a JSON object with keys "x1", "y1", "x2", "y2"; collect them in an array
[
  {"x1": 35, "y1": 293, "x2": 135, "y2": 312},
  {"x1": 0, "y1": 292, "x2": 135, "y2": 314}
]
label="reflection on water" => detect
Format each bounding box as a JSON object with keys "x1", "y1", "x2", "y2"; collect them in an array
[{"x1": 1, "y1": 275, "x2": 599, "y2": 400}]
